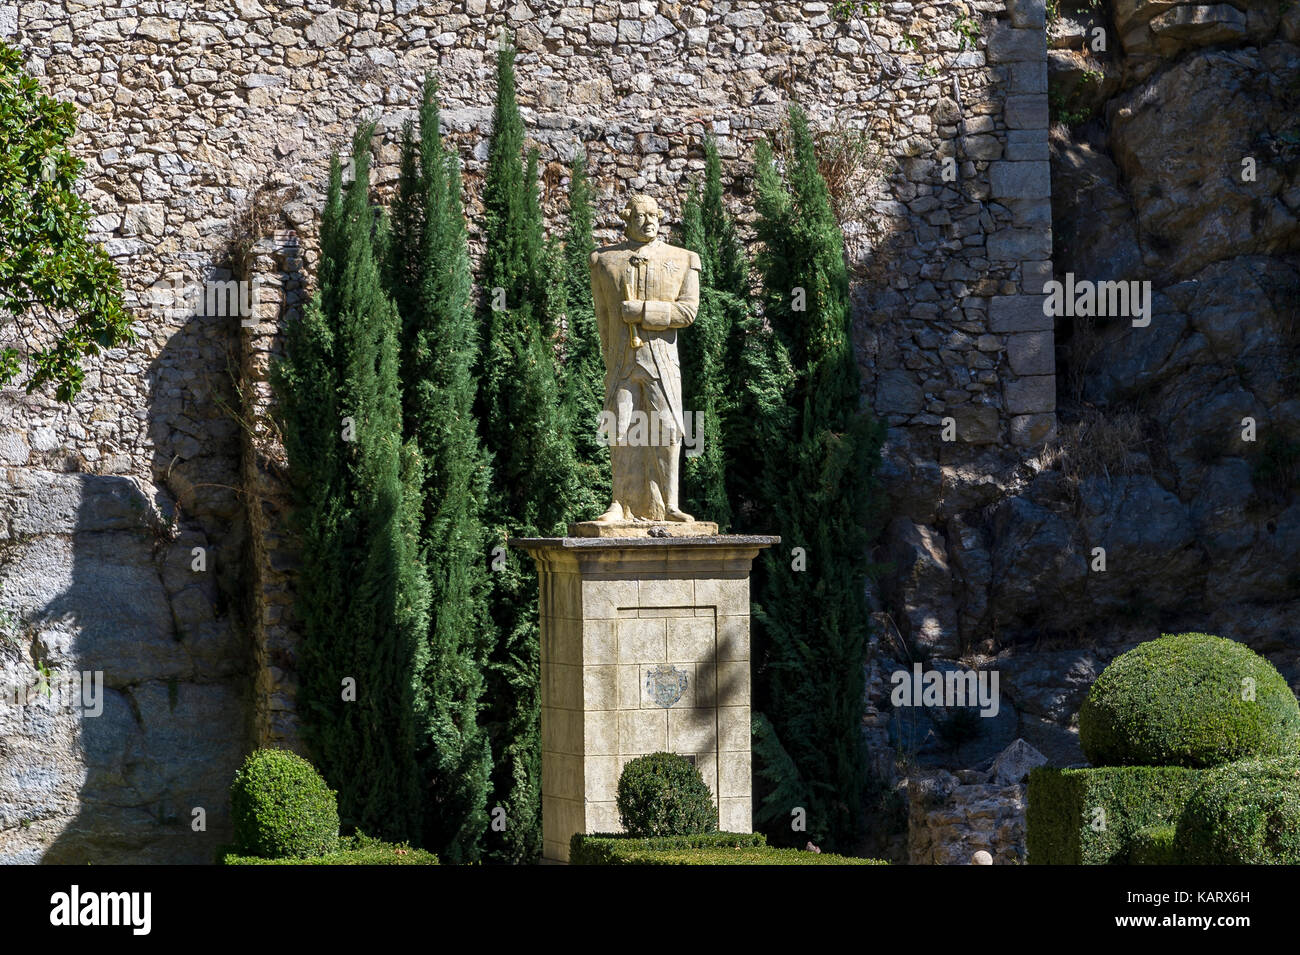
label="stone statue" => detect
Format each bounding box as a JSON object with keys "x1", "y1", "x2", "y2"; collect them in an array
[{"x1": 584, "y1": 194, "x2": 711, "y2": 531}]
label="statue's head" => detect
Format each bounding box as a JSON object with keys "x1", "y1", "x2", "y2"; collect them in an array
[{"x1": 621, "y1": 194, "x2": 661, "y2": 243}]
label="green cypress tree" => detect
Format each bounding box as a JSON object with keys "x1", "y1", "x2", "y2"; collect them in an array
[
  {"x1": 386, "y1": 115, "x2": 424, "y2": 340},
  {"x1": 539, "y1": 232, "x2": 566, "y2": 345},
  {"x1": 726, "y1": 308, "x2": 795, "y2": 533},
  {"x1": 274, "y1": 126, "x2": 428, "y2": 845},
  {"x1": 749, "y1": 105, "x2": 885, "y2": 851},
  {"x1": 674, "y1": 136, "x2": 791, "y2": 533},
  {"x1": 676, "y1": 188, "x2": 732, "y2": 528},
  {"x1": 475, "y1": 38, "x2": 594, "y2": 863},
  {"x1": 557, "y1": 152, "x2": 612, "y2": 502},
  {"x1": 696, "y1": 137, "x2": 766, "y2": 529},
  {"x1": 385, "y1": 76, "x2": 495, "y2": 864},
  {"x1": 699, "y1": 136, "x2": 748, "y2": 301},
  {"x1": 523, "y1": 148, "x2": 557, "y2": 341},
  {"x1": 273, "y1": 160, "x2": 346, "y2": 790}
]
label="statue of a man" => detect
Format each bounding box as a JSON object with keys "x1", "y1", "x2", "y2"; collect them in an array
[{"x1": 589, "y1": 194, "x2": 701, "y2": 524}]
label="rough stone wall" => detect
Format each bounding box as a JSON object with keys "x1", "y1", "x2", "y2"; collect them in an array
[
  {"x1": 0, "y1": 0, "x2": 1053, "y2": 861},
  {"x1": 861, "y1": 0, "x2": 1056, "y2": 453},
  {"x1": 866, "y1": 0, "x2": 1061, "y2": 668},
  {"x1": 240, "y1": 233, "x2": 305, "y2": 752},
  {"x1": 907, "y1": 773, "x2": 1026, "y2": 865}
]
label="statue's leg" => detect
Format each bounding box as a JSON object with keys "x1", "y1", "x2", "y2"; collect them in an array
[
  {"x1": 662, "y1": 442, "x2": 692, "y2": 522},
  {"x1": 595, "y1": 380, "x2": 636, "y2": 523},
  {"x1": 645, "y1": 370, "x2": 691, "y2": 523},
  {"x1": 628, "y1": 370, "x2": 656, "y2": 520}
]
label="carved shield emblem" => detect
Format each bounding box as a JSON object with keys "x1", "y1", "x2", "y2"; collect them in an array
[{"x1": 645, "y1": 664, "x2": 688, "y2": 708}]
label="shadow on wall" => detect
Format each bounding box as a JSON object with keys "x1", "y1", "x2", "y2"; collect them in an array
[{"x1": 0, "y1": 304, "x2": 254, "y2": 864}]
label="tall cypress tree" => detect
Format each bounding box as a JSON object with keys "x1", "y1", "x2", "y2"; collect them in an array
[
  {"x1": 384, "y1": 76, "x2": 495, "y2": 864},
  {"x1": 274, "y1": 126, "x2": 428, "y2": 844},
  {"x1": 677, "y1": 136, "x2": 762, "y2": 529},
  {"x1": 700, "y1": 137, "x2": 748, "y2": 303},
  {"x1": 558, "y1": 152, "x2": 611, "y2": 501},
  {"x1": 749, "y1": 105, "x2": 885, "y2": 851},
  {"x1": 274, "y1": 157, "x2": 345, "y2": 789},
  {"x1": 475, "y1": 38, "x2": 593, "y2": 863},
  {"x1": 677, "y1": 188, "x2": 732, "y2": 528}
]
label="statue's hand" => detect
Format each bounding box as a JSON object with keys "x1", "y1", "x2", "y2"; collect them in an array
[{"x1": 621, "y1": 299, "x2": 643, "y2": 322}]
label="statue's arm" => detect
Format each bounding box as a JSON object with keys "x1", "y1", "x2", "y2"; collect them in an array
[
  {"x1": 590, "y1": 250, "x2": 611, "y2": 353},
  {"x1": 640, "y1": 252, "x2": 701, "y2": 330}
]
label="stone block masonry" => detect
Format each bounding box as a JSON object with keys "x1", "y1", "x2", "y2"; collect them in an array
[
  {"x1": 513, "y1": 535, "x2": 777, "y2": 862},
  {"x1": 859, "y1": 2, "x2": 1054, "y2": 452},
  {"x1": 240, "y1": 233, "x2": 306, "y2": 754},
  {"x1": 0, "y1": 0, "x2": 1054, "y2": 860}
]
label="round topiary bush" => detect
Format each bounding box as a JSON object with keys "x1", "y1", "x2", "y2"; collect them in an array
[
  {"x1": 1176, "y1": 756, "x2": 1300, "y2": 864},
  {"x1": 230, "y1": 749, "x2": 340, "y2": 859},
  {"x1": 616, "y1": 752, "x2": 718, "y2": 837},
  {"x1": 1078, "y1": 632, "x2": 1300, "y2": 768}
]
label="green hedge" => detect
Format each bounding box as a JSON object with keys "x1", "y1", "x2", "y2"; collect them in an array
[
  {"x1": 570, "y1": 831, "x2": 762, "y2": 864},
  {"x1": 609, "y1": 848, "x2": 888, "y2": 865},
  {"x1": 1027, "y1": 766, "x2": 1202, "y2": 864},
  {"x1": 223, "y1": 835, "x2": 439, "y2": 866},
  {"x1": 1176, "y1": 756, "x2": 1300, "y2": 864},
  {"x1": 1079, "y1": 633, "x2": 1300, "y2": 768},
  {"x1": 1129, "y1": 825, "x2": 1178, "y2": 865},
  {"x1": 568, "y1": 831, "x2": 886, "y2": 865}
]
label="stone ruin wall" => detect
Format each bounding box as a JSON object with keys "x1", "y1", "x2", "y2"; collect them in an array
[{"x1": 0, "y1": 0, "x2": 1051, "y2": 861}]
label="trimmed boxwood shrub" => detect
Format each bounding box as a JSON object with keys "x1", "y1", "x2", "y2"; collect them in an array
[
  {"x1": 1176, "y1": 756, "x2": 1300, "y2": 864},
  {"x1": 223, "y1": 834, "x2": 438, "y2": 866},
  {"x1": 1027, "y1": 765, "x2": 1202, "y2": 864},
  {"x1": 230, "y1": 749, "x2": 340, "y2": 859},
  {"x1": 617, "y1": 752, "x2": 718, "y2": 837},
  {"x1": 569, "y1": 832, "x2": 886, "y2": 865},
  {"x1": 1129, "y1": 825, "x2": 1177, "y2": 865},
  {"x1": 1078, "y1": 633, "x2": 1300, "y2": 769}
]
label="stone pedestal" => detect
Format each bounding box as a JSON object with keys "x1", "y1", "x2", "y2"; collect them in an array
[{"x1": 511, "y1": 534, "x2": 778, "y2": 863}]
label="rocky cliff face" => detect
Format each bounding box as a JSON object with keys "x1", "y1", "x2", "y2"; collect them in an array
[{"x1": 887, "y1": 0, "x2": 1300, "y2": 863}]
